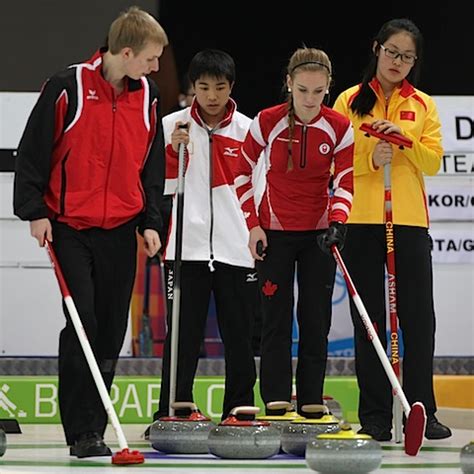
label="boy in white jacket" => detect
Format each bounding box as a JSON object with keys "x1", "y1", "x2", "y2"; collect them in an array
[{"x1": 154, "y1": 49, "x2": 262, "y2": 421}]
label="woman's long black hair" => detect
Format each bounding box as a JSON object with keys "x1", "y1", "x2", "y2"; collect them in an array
[{"x1": 351, "y1": 18, "x2": 424, "y2": 117}]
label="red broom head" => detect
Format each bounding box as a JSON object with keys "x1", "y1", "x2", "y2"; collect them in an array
[
  {"x1": 404, "y1": 402, "x2": 427, "y2": 456},
  {"x1": 112, "y1": 448, "x2": 145, "y2": 465}
]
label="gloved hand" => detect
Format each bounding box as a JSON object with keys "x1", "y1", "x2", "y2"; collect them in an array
[{"x1": 317, "y1": 222, "x2": 347, "y2": 255}]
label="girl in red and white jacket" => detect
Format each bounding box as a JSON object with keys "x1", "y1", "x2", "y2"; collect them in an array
[{"x1": 234, "y1": 47, "x2": 354, "y2": 417}]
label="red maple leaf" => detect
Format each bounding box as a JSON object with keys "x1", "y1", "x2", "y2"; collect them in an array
[{"x1": 262, "y1": 280, "x2": 278, "y2": 297}]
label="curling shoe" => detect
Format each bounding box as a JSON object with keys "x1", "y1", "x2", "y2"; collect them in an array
[
  {"x1": 425, "y1": 416, "x2": 452, "y2": 440},
  {"x1": 358, "y1": 423, "x2": 392, "y2": 441},
  {"x1": 70, "y1": 432, "x2": 112, "y2": 458}
]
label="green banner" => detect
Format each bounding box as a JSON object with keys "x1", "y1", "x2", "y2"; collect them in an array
[{"x1": 0, "y1": 376, "x2": 359, "y2": 424}]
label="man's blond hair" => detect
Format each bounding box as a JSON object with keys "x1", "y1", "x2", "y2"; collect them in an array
[{"x1": 108, "y1": 6, "x2": 168, "y2": 55}]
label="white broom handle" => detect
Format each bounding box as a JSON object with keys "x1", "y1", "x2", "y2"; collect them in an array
[
  {"x1": 45, "y1": 241, "x2": 128, "y2": 450},
  {"x1": 332, "y1": 246, "x2": 411, "y2": 416},
  {"x1": 64, "y1": 296, "x2": 128, "y2": 450}
]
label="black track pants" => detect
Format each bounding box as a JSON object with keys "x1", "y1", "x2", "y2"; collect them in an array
[
  {"x1": 156, "y1": 261, "x2": 257, "y2": 420},
  {"x1": 52, "y1": 220, "x2": 137, "y2": 445},
  {"x1": 257, "y1": 230, "x2": 335, "y2": 414},
  {"x1": 342, "y1": 224, "x2": 437, "y2": 427}
]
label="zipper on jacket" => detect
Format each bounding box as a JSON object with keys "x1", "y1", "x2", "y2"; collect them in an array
[
  {"x1": 299, "y1": 125, "x2": 308, "y2": 168},
  {"x1": 59, "y1": 150, "x2": 71, "y2": 215},
  {"x1": 100, "y1": 96, "x2": 117, "y2": 227},
  {"x1": 384, "y1": 94, "x2": 390, "y2": 117},
  {"x1": 207, "y1": 130, "x2": 215, "y2": 272}
]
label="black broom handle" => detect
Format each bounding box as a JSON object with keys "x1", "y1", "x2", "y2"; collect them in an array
[{"x1": 169, "y1": 125, "x2": 187, "y2": 416}]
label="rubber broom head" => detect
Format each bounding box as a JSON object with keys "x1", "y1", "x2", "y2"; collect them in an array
[
  {"x1": 112, "y1": 448, "x2": 145, "y2": 465},
  {"x1": 404, "y1": 402, "x2": 427, "y2": 456}
]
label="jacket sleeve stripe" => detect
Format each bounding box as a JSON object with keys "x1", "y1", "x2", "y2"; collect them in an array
[
  {"x1": 238, "y1": 188, "x2": 254, "y2": 207},
  {"x1": 331, "y1": 202, "x2": 351, "y2": 215},
  {"x1": 65, "y1": 66, "x2": 83, "y2": 133},
  {"x1": 334, "y1": 125, "x2": 354, "y2": 154},
  {"x1": 249, "y1": 117, "x2": 266, "y2": 147},
  {"x1": 141, "y1": 77, "x2": 150, "y2": 131},
  {"x1": 333, "y1": 166, "x2": 353, "y2": 188},
  {"x1": 334, "y1": 187, "x2": 353, "y2": 202},
  {"x1": 234, "y1": 174, "x2": 251, "y2": 187}
]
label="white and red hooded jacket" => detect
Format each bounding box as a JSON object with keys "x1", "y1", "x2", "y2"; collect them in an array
[
  {"x1": 14, "y1": 49, "x2": 164, "y2": 233},
  {"x1": 234, "y1": 103, "x2": 354, "y2": 231},
  {"x1": 163, "y1": 99, "x2": 259, "y2": 269}
]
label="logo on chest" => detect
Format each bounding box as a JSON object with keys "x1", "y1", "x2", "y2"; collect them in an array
[
  {"x1": 86, "y1": 89, "x2": 99, "y2": 101},
  {"x1": 319, "y1": 142, "x2": 331, "y2": 155},
  {"x1": 223, "y1": 147, "x2": 239, "y2": 157}
]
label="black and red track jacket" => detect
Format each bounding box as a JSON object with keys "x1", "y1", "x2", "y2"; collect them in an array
[{"x1": 13, "y1": 50, "x2": 165, "y2": 232}]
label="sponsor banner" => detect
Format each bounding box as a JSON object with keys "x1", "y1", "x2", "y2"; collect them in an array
[
  {"x1": 433, "y1": 96, "x2": 474, "y2": 154},
  {"x1": 431, "y1": 228, "x2": 474, "y2": 263},
  {"x1": 426, "y1": 182, "x2": 474, "y2": 221},
  {"x1": 0, "y1": 376, "x2": 359, "y2": 424},
  {"x1": 439, "y1": 152, "x2": 474, "y2": 175}
]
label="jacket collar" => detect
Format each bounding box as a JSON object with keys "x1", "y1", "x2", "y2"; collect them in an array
[
  {"x1": 368, "y1": 77, "x2": 415, "y2": 101},
  {"x1": 90, "y1": 48, "x2": 143, "y2": 92},
  {"x1": 190, "y1": 97, "x2": 236, "y2": 130}
]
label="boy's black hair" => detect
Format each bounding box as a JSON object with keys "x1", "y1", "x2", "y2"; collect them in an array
[{"x1": 188, "y1": 49, "x2": 235, "y2": 84}]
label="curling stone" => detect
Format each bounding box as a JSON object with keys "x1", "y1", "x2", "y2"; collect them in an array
[
  {"x1": 461, "y1": 441, "x2": 474, "y2": 474},
  {"x1": 281, "y1": 404, "x2": 340, "y2": 457},
  {"x1": 149, "y1": 402, "x2": 215, "y2": 454},
  {"x1": 306, "y1": 422, "x2": 382, "y2": 473},
  {"x1": 323, "y1": 395, "x2": 343, "y2": 419},
  {"x1": 0, "y1": 429, "x2": 6, "y2": 457},
  {"x1": 257, "y1": 401, "x2": 300, "y2": 452},
  {"x1": 208, "y1": 406, "x2": 280, "y2": 459},
  {"x1": 257, "y1": 401, "x2": 299, "y2": 432}
]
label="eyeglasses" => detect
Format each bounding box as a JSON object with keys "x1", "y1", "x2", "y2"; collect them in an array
[{"x1": 380, "y1": 44, "x2": 417, "y2": 65}]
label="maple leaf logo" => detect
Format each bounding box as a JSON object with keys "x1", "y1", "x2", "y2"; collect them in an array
[{"x1": 262, "y1": 280, "x2": 278, "y2": 297}]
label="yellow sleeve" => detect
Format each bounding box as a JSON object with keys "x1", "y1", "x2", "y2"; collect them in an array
[{"x1": 401, "y1": 97, "x2": 443, "y2": 176}]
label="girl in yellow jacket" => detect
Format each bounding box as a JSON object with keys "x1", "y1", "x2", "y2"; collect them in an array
[{"x1": 333, "y1": 18, "x2": 451, "y2": 442}]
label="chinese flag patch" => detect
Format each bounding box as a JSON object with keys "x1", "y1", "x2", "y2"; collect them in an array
[{"x1": 400, "y1": 111, "x2": 415, "y2": 121}]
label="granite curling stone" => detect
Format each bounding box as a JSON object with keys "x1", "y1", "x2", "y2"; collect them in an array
[
  {"x1": 257, "y1": 401, "x2": 300, "y2": 452},
  {"x1": 257, "y1": 400, "x2": 299, "y2": 432},
  {"x1": 149, "y1": 401, "x2": 215, "y2": 454},
  {"x1": 323, "y1": 395, "x2": 343, "y2": 420},
  {"x1": 281, "y1": 404, "x2": 340, "y2": 457},
  {"x1": 208, "y1": 406, "x2": 280, "y2": 459},
  {"x1": 306, "y1": 422, "x2": 382, "y2": 474},
  {"x1": 461, "y1": 441, "x2": 474, "y2": 474},
  {"x1": 0, "y1": 429, "x2": 6, "y2": 457}
]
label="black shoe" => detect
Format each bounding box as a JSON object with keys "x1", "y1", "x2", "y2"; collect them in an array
[
  {"x1": 70, "y1": 432, "x2": 112, "y2": 458},
  {"x1": 358, "y1": 424, "x2": 392, "y2": 441},
  {"x1": 425, "y1": 416, "x2": 452, "y2": 440}
]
